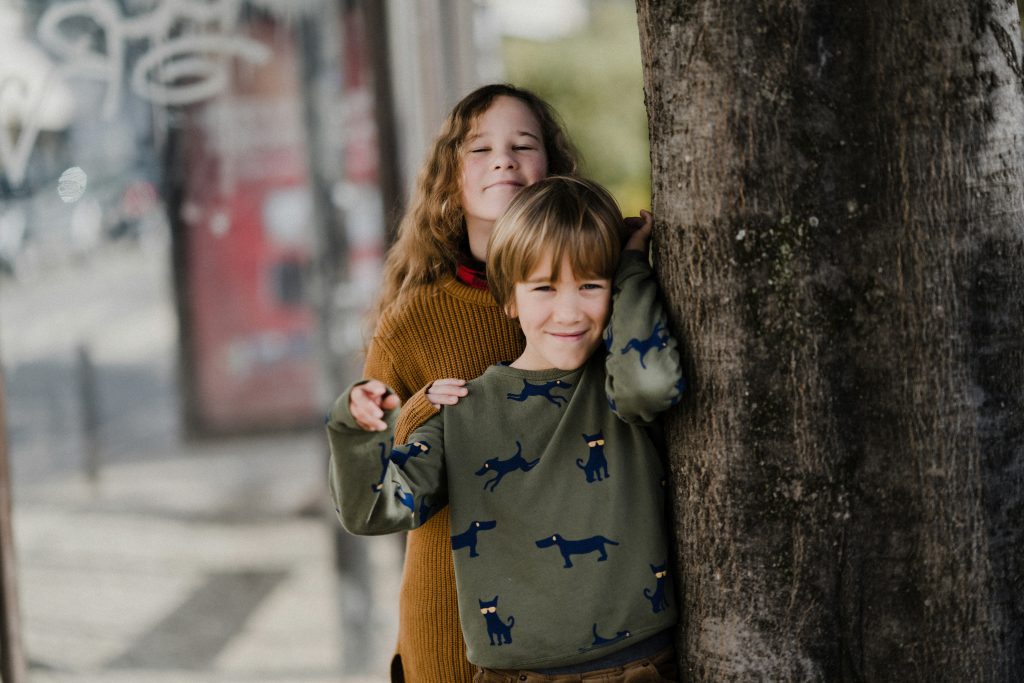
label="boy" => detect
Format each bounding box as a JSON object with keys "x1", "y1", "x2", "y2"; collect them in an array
[{"x1": 327, "y1": 176, "x2": 683, "y2": 681}]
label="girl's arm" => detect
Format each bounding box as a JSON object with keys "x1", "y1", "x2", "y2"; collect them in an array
[
  {"x1": 327, "y1": 382, "x2": 447, "y2": 535},
  {"x1": 604, "y1": 227, "x2": 684, "y2": 424}
]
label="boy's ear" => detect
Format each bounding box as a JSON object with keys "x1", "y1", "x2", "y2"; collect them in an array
[{"x1": 505, "y1": 299, "x2": 518, "y2": 319}]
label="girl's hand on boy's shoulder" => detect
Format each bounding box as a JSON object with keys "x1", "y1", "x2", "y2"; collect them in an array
[
  {"x1": 426, "y1": 378, "x2": 468, "y2": 410},
  {"x1": 350, "y1": 380, "x2": 400, "y2": 431},
  {"x1": 623, "y1": 209, "x2": 653, "y2": 253}
]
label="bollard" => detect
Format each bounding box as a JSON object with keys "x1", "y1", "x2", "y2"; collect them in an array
[
  {"x1": 0, "y1": 370, "x2": 27, "y2": 682},
  {"x1": 76, "y1": 345, "x2": 100, "y2": 484}
]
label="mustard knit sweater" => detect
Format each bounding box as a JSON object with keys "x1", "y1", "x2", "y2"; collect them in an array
[{"x1": 362, "y1": 276, "x2": 524, "y2": 682}]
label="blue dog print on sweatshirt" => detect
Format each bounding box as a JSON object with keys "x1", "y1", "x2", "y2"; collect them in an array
[
  {"x1": 371, "y1": 439, "x2": 394, "y2": 492},
  {"x1": 644, "y1": 563, "x2": 670, "y2": 613},
  {"x1": 394, "y1": 484, "x2": 414, "y2": 513},
  {"x1": 389, "y1": 440, "x2": 430, "y2": 468},
  {"x1": 621, "y1": 320, "x2": 669, "y2": 369},
  {"x1": 451, "y1": 520, "x2": 497, "y2": 558},
  {"x1": 479, "y1": 596, "x2": 514, "y2": 645},
  {"x1": 576, "y1": 432, "x2": 609, "y2": 483},
  {"x1": 670, "y1": 376, "x2": 687, "y2": 406},
  {"x1": 535, "y1": 534, "x2": 619, "y2": 568},
  {"x1": 578, "y1": 623, "x2": 631, "y2": 653},
  {"x1": 476, "y1": 441, "x2": 540, "y2": 492},
  {"x1": 419, "y1": 497, "x2": 438, "y2": 525},
  {"x1": 506, "y1": 379, "x2": 571, "y2": 407}
]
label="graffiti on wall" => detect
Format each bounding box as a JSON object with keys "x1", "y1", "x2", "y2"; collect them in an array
[{"x1": 0, "y1": 0, "x2": 323, "y2": 187}]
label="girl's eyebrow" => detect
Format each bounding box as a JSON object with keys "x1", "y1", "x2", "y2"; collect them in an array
[{"x1": 465, "y1": 130, "x2": 541, "y2": 144}]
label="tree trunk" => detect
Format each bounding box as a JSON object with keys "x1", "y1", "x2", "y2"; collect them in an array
[{"x1": 636, "y1": 0, "x2": 1024, "y2": 679}]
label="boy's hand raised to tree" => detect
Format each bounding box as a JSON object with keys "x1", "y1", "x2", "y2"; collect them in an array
[
  {"x1": 623, "y1": 209, "x2": 653, "y2": 253},
  {"x1": 349, "y1": 380, "x2": 400, "y2": 431}
]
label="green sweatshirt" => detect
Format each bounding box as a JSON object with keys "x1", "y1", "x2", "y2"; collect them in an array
[{"x1": 327, "y1": 251, "x2": 683, "y2": 670}]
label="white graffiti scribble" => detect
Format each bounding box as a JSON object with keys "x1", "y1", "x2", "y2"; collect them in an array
[
  {"x1": 36, "y1": 0, "x2": 271, "y2": 117},
  {"x1": 0, "y1": 67, "x2": 71, "y2": 187},
  {"x1": 132, "y1": 33, "x2": 271, "y2": 106},
  {"x1": 0, "y1": 0, "x2": 324, "y2": 187}
]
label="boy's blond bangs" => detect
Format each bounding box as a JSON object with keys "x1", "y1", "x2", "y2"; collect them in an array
[{"x1": 487, "y1": 176, "x2": 623, "y2": 311}]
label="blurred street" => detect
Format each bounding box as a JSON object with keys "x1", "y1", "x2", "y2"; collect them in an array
[{"x1": 1, "y1": 239, "x2": 400, "y2": 682}]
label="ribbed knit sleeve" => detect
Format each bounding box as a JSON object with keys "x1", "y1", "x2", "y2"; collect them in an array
[
  {"x1": 395, "y1": 389, "x2": 437, "y2": 445},
  {"x1": 352, "y1": 277, "x2": 524, "y2": 683},
  {"x1": 365, "y1": 279, "x2": 523, "y2": 409}
]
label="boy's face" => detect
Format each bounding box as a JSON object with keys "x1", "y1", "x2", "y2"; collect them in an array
[{"x1": 508, "y1": 251, "x2": 611, "y2": 371}]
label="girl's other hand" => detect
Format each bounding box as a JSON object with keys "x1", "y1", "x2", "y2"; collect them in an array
[
  {"x1": 623, "y1": 209, "x2": 653, "y2": 253},
  {"x1": 350, "y1": 380, "x2": 400, "y2": 431},
  {"x1": 427, "y1": 378, "x2": 468, "y2": 409}
]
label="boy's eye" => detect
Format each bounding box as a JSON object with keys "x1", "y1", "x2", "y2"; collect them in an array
[
  {"x1": 581, "y1": 283, "x2": 605, "y2": 291},
  {"x1": 531, "y1": 284, "x2": 553, "y2": 292}
]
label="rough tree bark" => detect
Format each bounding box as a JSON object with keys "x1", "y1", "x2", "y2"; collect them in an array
[{"x1": 636, "y1": 0, "x2": 1024, "y2": 680}]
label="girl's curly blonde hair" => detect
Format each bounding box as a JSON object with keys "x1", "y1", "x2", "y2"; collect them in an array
[{"x1": 372, "y1": 84, "x2": 578, "y2": 325}]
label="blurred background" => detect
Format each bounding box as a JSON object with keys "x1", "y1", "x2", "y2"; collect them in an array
[{"x1": 0, "y1": 0, "x2": 648, "y2": 681}]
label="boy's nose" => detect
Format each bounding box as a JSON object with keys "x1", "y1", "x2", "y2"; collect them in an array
[{"x1": 552, "y1": 297, "x2": 582, "y2": 323}]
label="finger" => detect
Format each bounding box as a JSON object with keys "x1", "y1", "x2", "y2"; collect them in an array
[
  {"x1": 429, "y1": 393, "x2": 463, "y2": 406},
  {"x1": 350, "y1": 388, "x2": 382, "y2": 414},
  {"x1": 360, "y1": 380, "x2": 390, "y2": 399},
  {"x1": 350, "y1": 391, "x2": 384, "y2": 423},
  {"x1": 430, "y1": 384, "x2": 469, "y2": 398},
  {"x1": 623, "y1": 216, "x2": 644, "y2": 231},
  {"x1": 352, "y1": 402, "x2": 387, "y2": 431},
  {"x1": 431, "y1": 378, "x2": 467, "y2": 388},
  {"x1": 381, "y1": 392, "x2": 400, "y2": 410},
  {"x1": 639, "y1": 210, "x2": 653, "y2": 232}
]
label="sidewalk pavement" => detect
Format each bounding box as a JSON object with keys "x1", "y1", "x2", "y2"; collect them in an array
[{"x1": 11, "y1": 430, "x2": 402, "y2": 683}]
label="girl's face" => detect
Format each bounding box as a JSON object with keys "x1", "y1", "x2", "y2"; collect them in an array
[{"x1": 460, "y1": 96, "x2": 548, "y2": 260}]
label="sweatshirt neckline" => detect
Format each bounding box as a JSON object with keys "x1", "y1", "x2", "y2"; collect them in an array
[{"x1": 485, "y1": 361, "x2": 585, "y2": 383}]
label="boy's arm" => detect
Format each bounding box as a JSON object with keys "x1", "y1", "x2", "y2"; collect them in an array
[
  {"x1": 326, "y1": 382, "x2": 447, "y2": 535},
  {"x1": 604, "y1": 250, "x2": 685, "y2": 424}
]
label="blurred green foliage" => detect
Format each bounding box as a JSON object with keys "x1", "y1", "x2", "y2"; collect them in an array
[
  {"x1": 503, "y1": 0, "x2": 1023, "y2": 210},
  {"x1": 501, "y1": 0, "x2": 651, "y2": 212}
]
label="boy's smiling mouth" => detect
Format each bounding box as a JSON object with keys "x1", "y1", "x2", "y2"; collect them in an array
[{"x1": 549, "y1": 330, "x2": 587, "y2": 340}]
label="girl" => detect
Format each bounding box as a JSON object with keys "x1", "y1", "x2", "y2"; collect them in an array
[{"x1": 348, "y1": 84, "x2": 578, "y2": 683}]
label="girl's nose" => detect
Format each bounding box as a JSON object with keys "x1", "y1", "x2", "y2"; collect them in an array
[{"x1": 491, "y1": 148, "x2": 517, "y2": 169}]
